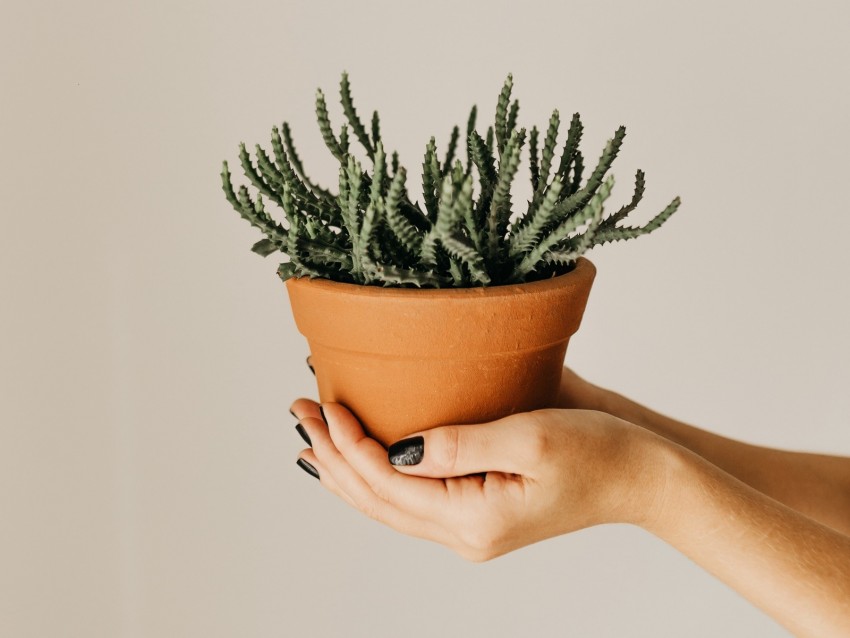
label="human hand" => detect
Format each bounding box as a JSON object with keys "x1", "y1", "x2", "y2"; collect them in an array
[
  {"x1": 551, "y1": 365, "x2": 612, "y2": 411},
  {"x1": 289, "y1": 398, "x2": 665, "y2": 562}
]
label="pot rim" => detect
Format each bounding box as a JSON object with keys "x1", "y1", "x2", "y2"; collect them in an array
[{"x1": 285, "y1": 256, "x2": 594, "y2": 299}]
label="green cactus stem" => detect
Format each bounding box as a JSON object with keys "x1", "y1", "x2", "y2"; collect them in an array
[{"x1": 221, "y1": 73, "x2": 682, "y2": 288}]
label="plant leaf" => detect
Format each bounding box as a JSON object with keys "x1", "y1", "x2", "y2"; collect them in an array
[
  {"x1": 509, "y1": 175, "x2": 614, "y2": 281},
  {"x1": 508, "y1": 177, "x2": 564, "y2": 258},
  {"x1": 315, "y1": 88, "x2": 344, "y2": 161},
  {"x1": 528, "y1": 125, "x2": 540, "y2": 193},
  {"x1": 251, "y1": 238, "x2": 280, "y2": 257},
  {"x1": 598, "y1": 169, "x2": 646, "y2": 230},
  {"x1": 362, "y1": 255, "x2": 448, "y2": 287},
  {"x1": 494, "y1": 74, "x2": 513, "y2": 157},
  {"x1": 421, "y1": 137, "x2": 440, "y2": 222},
  {"x1": 442, "y1": 125, "x2": 460, "y2": 176},
  {"x1": 339, "y1": 71, "x2": 375, "y2": 160},
  {"x1": 537, "y1": 109, "x2": 560, "y2": 195},
  {"x1": 591, "y1": 196, "x2": 682, "y2": 246},
  {"x1": 486, "y1": 128, "x2": 526, "y2": 261}
]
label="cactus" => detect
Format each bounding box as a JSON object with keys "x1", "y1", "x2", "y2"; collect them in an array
[{"x1": 221, "y1": 73, "x2": 682, "y2": 288}]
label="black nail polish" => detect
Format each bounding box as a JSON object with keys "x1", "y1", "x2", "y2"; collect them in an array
[
  {"x1": 289, "y1": 408, "x2": 298, "y2": 419},
  {"x1": 388, "y1": 436, "x2": 424, "y2": 466},
  {"x1": 297, "y1": 458, "x2": 320, "y2": 480},
  {"x1": 319, "y1": 405, "x2": 327, "y2": 424},
  {"x1": 306, "y1": 356, "x2": 315, "y2": 376},
  {"x1": 295, "y1": 423, "x2": 312, "y2": 446}
]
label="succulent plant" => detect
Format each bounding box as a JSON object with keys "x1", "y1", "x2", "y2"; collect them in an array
[{"x1": 221, "y1": 73, "x2": 681, "y2": 288}]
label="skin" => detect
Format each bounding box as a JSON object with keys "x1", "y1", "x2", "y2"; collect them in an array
[
  {"x1": 291, "y1": 360, "x2": 850, "y2": 637},
  {"x1": 551, "y1": 368, "x2": 850, "y2": 536}
]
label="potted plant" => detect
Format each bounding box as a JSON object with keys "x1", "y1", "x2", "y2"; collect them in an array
[{"x1": 220, "y1": 73, "x2": 681, "y2": 445}]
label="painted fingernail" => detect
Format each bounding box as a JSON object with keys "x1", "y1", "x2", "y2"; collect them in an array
[
  {"x1": 289, "y1": 407, "x2": 298, "y2": 419},
  {"x1": 297, "y1": 458, "x2": 320, "y2": 480},
  {"x1": 306, "y1": 356, "x2": 315, "y2": 376},
  {"x1": 319, "y1": 405, "x2": 327, "y2": 424},
  {"x1": 388, "y1": 436, "x2": 424, "y2": 466},
  {"x1": 295, "y1": 423, "x2": 312, "y2": 446}
]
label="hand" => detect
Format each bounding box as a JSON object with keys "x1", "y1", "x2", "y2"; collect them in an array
[
  {"x1": 289, "y1": 399, "x2": 664, "y2": 562},
  {"x1": 293, "y1": 359, "x2": 850, "y2": 634},
  {"x1": 552, "y1": 365, "x2": 612, "y2": 411}
]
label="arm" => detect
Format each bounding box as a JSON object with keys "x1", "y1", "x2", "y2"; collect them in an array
[
  {"x1": 647, "y1": 440, "x2": 850, "y2": 638},
  {"x1": 290, "y1": 400, "x2": 850, "y2": 636},
  {"x1": 555, "y1": 367, "x2": 850, "y2": 535}
]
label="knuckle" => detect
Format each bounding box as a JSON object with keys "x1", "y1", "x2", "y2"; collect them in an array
[
  {"x1": 359, "y1": 497, "x2": 384, "y2": 523},
  {"x1": 455, "y1": 546, "x2": 495, "y2": 563},
  {"x1": 350, "y1": 434, "x2": 372, "y2": 460},
  {"x1": 522, "y1": 420, "x2": 550, "y2": 464},
  {"x1": 457, "y1": 514, "x2": 502, "y2": 558},
  {"x1": 431, "y1": 426, "x2": 460, "y2": 473},
  {"x1": 369, "y1": 476, "x2": 393, "y2": 504}
]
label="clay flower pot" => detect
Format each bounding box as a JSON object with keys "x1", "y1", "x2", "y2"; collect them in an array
[{"x1": 286, "y1": 257, "x2": 596, "y2": 446}]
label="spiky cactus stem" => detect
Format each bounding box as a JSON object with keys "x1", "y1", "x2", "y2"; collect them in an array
[{"x1": 222, "y1": 73, "x2": 682, "y2": 288}]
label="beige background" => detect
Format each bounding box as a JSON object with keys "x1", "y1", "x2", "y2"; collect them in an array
[{"x1": 3, "y1": 1, "x2": 849, "y2": 636}]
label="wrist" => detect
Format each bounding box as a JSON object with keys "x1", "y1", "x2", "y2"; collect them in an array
[
  {"x1": 578, "y1": 377, "x2": 641, "y2": 424},
  {"x1": 578, "y1": 377, "x2": 623, "y2": 415},
  {"x1": 594, "y1": 386, "x2": 628, "y2": 418},
  {"x1": 615, "y1": 428, "x2": 685, "y2": 531}
]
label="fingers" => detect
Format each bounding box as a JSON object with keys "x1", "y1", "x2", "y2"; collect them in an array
[
  {"x1": 386, "y1": 413, "x2": 547, "y2": 478},
  {"x1": 321, "y1": 403, "x2": 453, "y2": 522},
  {"x1": 289, "y1": 402, "x2": 544, "y2": 562},
  {"x1": 290, "y1": 396, "x2": 321, "y2": 422},
  {"x1": 289, "y1": 355, "x2": 319, "y2": 421},
  {"x1": 296, "y1": 447, "x2": 358, "y2": 510},
  {"x1": 295, "y1": 413, "x2": 454, "y2": 546}
]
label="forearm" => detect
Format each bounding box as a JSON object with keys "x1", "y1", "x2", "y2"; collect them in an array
[
  {"x1": 597, "y1": 388, "x2": 850, "y2": 534},
  {"x1": 641, "y1": 439, "x2": 850, "y2": 637}
]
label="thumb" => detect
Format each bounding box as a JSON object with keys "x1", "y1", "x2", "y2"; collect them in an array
[{"x1": 387, "y1": 414, "x2": 539, "y2": 478}]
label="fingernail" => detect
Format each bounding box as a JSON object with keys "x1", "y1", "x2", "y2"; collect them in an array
[
  {"x1": 295, "y1": 423, "x2": 312, "y2": 446},
  {"x1": 306, "y1": 356, "x2": 315, "y2": 376},
  {"x1": 319, "y1": 405, "x2": 327, "y2": 424},
  {"x1": 388, "y1": 436, "x2": 424, "y2": 466},
  {"x1": 289, "y1": 407, "x2": 298, "y2": 419},
  {"x1": 297, "y1": 458, "x2": 320, "y2": 480}
]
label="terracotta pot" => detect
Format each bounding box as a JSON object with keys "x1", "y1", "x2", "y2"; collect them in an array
[{"x1": 286, "y1": 257, "x2": 596, "y2": 446}]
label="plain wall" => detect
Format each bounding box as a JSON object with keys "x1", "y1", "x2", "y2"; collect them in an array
[{"x1": 3, "y1": 1, "x2": 849, "y2": 636}]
